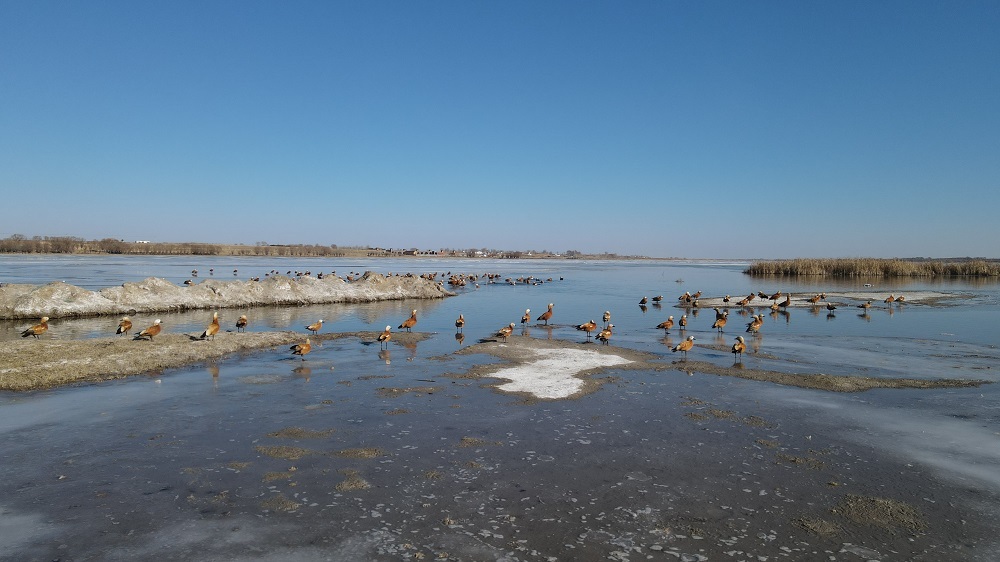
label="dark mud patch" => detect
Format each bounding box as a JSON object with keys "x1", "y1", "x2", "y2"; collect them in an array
[{"x1": 375, "y1": 386, "x2": 441, "y2": 398}]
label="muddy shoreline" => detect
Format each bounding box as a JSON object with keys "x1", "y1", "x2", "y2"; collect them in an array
[{"x1": 5, "y1": 330, "x2": 987, "y2": 394}]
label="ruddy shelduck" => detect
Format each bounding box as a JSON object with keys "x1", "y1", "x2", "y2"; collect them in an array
[
  {"x1": 236, "y1": 315, "x2": 248, "y2": 333},
  {"x1": 306, "y1": 319, "x2": 324, "y2": 335},
  {"x1": 537, "y1": 303, "x2": 554, "y2": 325},
  {"x1": 672, "y1": 335, "x2": 695, "y2": 358},
  {"x1": 399, "y1": 310, "x2": 418, "y2": 332},
  {"x1": 21, "y1": 316, "x2": 49, "y2": 339},
  {"x1": 711, "y1": 315, "x2": 727, "y2": 333},
  {"x1": 656, "y1": 315, "x2": 674, "y2": 332},
  {"x1": 455, "y1": 314, "x2": 465, "y2": 332},
  {"x1": 291, "y1": 338, "x2": 311, "y2": 359},
  {"x1": 575, "y1": 319, "x2": 598, "y2": 340},
  {"x1": 597, "y1": 324, "x2": 614, "y2": 345},
  {"x1": 137, "y1": 319, "x2": 162, "y2": 340},
  {"x1": 496, "y1": 322, "x2": 515, "y2": 342},
  {"x1": 116, "y1": 316, "x2": 132, "y2": 337},
  {"x1": 377, "y1": 326, "x2": 392, "y2": 349},
  {"x1": 200, "y1": 312, "x2": 220, "y2": 340},
  {"x1": 732, "y1": 336, "x2": 746, "y2": 361}
]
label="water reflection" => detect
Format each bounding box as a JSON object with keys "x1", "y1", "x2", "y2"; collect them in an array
[
  {"x1": 292, "y1": 365, "x2": 312, "y2": 381},
  {"x1": 378, "y1": 349, "x2": 391, "y2": 365}
]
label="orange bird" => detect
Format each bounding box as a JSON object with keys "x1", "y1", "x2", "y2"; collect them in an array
[
  {"x1": 116, "y1": 316, "x2": 132, "y2": 337},
  {"x1": 455, "y1": 314, "x2": 465, "y2": 332},
  {"x1": 732, "y1": 336, "x2": 746, "y2": 361},
  {"x1": 656, "y1": 315, "x2": 674, "y2": 332},
  {"x1": 895, "y1": 295, "x2": 905, "y2": 303},
  {"x1": 305, "y1": 319, "x2": 324, "y2": 335},
  {"x1": 495, "y1": 322, "x2": 515, "y2": 342},
  {"x1": 597, "y1": 324, "x2": 613, "y2": 345},
  {"x1": 21, "y1": 316, "x2": 49, "y2": 339},
  {"x1": 679, "y1": 314, "x2": 688, "y2": 330},
  {"x1": 884, "y1": 294, "x2": 895, "y2": 304},
  {"x1": 769, "y1": 290, "x2": 782, "y2": 301},
  {"x1": 858, "y1": 300, "x2": 872, "y2": 312},
  {"x1": 576, "y1": 319, "x2": 598, "y2": 340},
  {"x1": 521, "y1": 309, "x2": 531, "y2": 328},
  {"x1": 200, "y1": 312, "x2": 220, "y2": 340},
  {"x1": 651, "y1": 295, "x2": 663, "y2": 304},
  {"x1": 291, "y1": 338, "x2": 311, "y2": 359},
  {"x1": 639, "y1": 296, "x2": 648, "y2": 305},
  {"x1": 672, "y1": 335, "x2": 695, "y2": 358},
  {"x1": 537, "y1": 303, "x2": 554, "y2": 325},
  {"x1": 807, "y1": 294, "x2": 822, "y2": 304},
  {"x1": 137, "y1": 319, "x2": 162, "y2": 340},
  {"x1": 745, "y1": 314, "x2": 763, "y2": 335},
  {"x1": 603, "y1": 310, "x2": 611, "y2": 327},
  {"x1": 399, "y1": 309, "x2": 418, "y2": 332},
  {"x1": 779, "y1": 294, "x2": 791, "y2": 308},
  {"x1": 377, "y1": 325, "x2": 392, "y2": 349},
  {"x1": 711, "y1": 315, "x2": 727, "y2": 333},
  {"x1": 236, "y1": 315, "x2": 248, "y2": 332}
]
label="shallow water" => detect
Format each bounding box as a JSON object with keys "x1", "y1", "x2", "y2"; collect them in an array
[{"x1": 2, "y1": 255, "x2": 1000, "y2": 560}]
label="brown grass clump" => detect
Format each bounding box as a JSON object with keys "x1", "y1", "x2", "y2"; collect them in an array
[
  {"x1": 263, "y1": 471, "x2": 294, "y2": 482},
  {"x1": 254, "y1": 445, "x2": 315, "y2": 460},
  {"x1": 776, "y1": 453, "x2": 826, "y2": 470},
  {"x1": 706, "y1": 408, "x2": 735, "y2": 419},
  {"x1": 457, "y1": 437, "x2": 500, "y2": 448},
  {"x1": 334, "y1": 447, "x2": 384, "y2": 459},
  {"x1": 793, "y1": 516, "x2": 841, "y2": 536},
  {"x1": 832, "y1": 494, "x2": 927, "y2": 531},
  {"x1": 746, "y1": 257, "x2": 1000, "y2": 277},
  {"x1": 266, "y1": 427, "x2": 334, "y2": 439},
  {"x1": 260, "y1": 494, "x2": 300, "y2": 512},
  {"x1": 335, "y1": 469, "x2": 370, "y2": 491}
]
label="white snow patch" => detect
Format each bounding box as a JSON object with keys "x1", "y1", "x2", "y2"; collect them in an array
[{"x1": 490, "y1": 348, "x2": 632, "y2": 399}]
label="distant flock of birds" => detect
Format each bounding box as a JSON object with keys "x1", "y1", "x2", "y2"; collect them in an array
[{"x1": 17, "y1": 277, "x2": 906, "y2": 367}]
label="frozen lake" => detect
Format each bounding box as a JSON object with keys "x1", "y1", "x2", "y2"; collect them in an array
[{"x1": 2, "y1": 255, "x2": 999, "y2": 560}]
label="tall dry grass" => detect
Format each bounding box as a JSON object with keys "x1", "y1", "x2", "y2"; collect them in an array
[{"x1": 745, "y1": 258, "x2": 1000, "y2": 277}]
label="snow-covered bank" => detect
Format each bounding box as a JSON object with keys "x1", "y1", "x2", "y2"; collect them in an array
[{"x1": 0, "y1": 272, "x2": 453, "y2": 320}]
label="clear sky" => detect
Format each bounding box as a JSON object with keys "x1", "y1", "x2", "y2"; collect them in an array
[{"x1": 2, "y1": 1, "x2": 998, "y2": 259}]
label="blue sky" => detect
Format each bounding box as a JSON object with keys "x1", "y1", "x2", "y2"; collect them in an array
[{"x1": 2, "y1": 1, "x2": 998, "y2": 258}]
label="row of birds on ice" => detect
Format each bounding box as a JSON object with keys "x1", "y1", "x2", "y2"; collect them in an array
[{"x1": 19, "y1": 287, "x2": 907, "y2": 364}]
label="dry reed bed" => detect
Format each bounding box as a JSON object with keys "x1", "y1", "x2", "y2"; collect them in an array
[{"x1": 745, "y1": 258, "x2": 1000, "y2": 277}]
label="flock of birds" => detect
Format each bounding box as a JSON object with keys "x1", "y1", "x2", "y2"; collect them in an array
[{"x1": 17, "y1": 272, "x2": 906, "y2": 368}]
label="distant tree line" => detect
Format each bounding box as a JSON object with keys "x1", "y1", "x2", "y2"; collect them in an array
[{"x1": 0, "y1": 235, "x2": 350, "y2": 257}]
